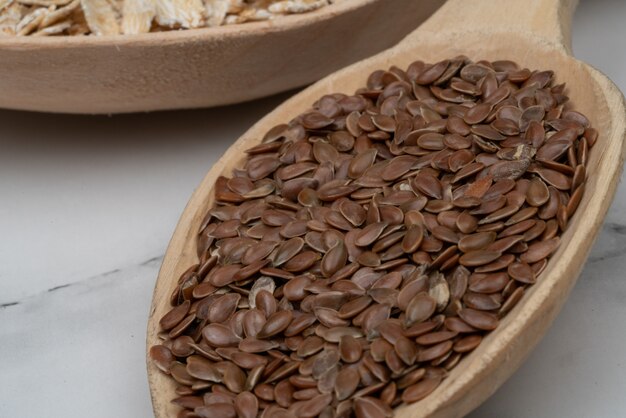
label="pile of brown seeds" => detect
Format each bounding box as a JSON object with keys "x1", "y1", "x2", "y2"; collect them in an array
[
  {"x1": 150, "y1": 56, "x2": 595, "y2": 418},
  {"x1": 0, "y1": 0, "x2": 335, "y2": 36}
]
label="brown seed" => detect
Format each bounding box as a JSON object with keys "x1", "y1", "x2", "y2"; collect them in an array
[
  {"x1": 508, "y1": 262, "x2": 536, "y2": 284},
  {"x1": 160, "y1": 300, "x2": 191, "y2": 331},
  {"x1": 472, "y1": 124, "x2": 506, "y2": 141},
  {"x1": 253, "y1": 383, "x2": 275, "y2": 401},
  {"x1": 487, "y1": 235, "x2": 525, "y2": 253},
  {"x1": 297, "y1": 335, "x2": 325, "y2": 358},
  {"x1": 463, "y1": 291, "x2": 501, "y2": 310},
  {"x1": 274, "y1": 238, "x2": 305, "y2": 267},
  {"x1": 537, "y1": 185, "x2": 559, "y2": 220},
  {"x1": 186, "y1": 356, "x2": 221, "y2": 382},
  {"x1": 170, "y1": 361, "x2": 195, "y2": 386},
  {"x1": 526, "y1": 177, "x2": 550, "y2": 206},
  {"x1": 298, "y1": 394, "x2": 333, "y2": 418},
  {"x1": 500, "y1": 286, "x2": 525, "y2": 316},
  {"x1": 355, "y1": 222, "x2": 388, "y2": 247},
  {"x1": 208, "y1": 293, "x2": 241, "y2": 324},
  {"x1": 242, "y1": 241, "x2": 278, "y2": 265},
  {"x1": 338, "y1": 295, "x2": 372, "y2": 319},
  {"x1": 395, "y1": 366, "x2": 427, "y2": 390},
  {"x1": 382, "y1": 155, "x2": 418, "y2": 181},
  {"x1": 257, "y1": 310, "x2": 293, "y2": 339},
  {"x1": 339, "y1": 335, "x2": 362, "y2": 363},
  {"x1": 444, "y1": 317, "x2": 478, "y2": 333},
  {"x1": 172, "y1": 395, "x2": 204, "y2": 409},
  {"x1": 459, "y1": 250, "x2": 502, "y2": 267},
  {"x1": 417, "y1": 340, "x2": 453, "y2": 362},
  {"x1": 413, "y1": 173, "x2": 443, "y2": 199},
  {"x1": 461, "y1": 63, "x2": 492, "y2": 83},
  {"x1": 380, "y1": 382, "x2": 398, "y2": 405},
  {"x1": 534, "y1": 167, "x2": 572, "y2": 190},
  {"x1": 369, "y1": 338, "x2": 393, "y2": 363},
  {"x1": 395, "y1": 336, "x2": 418, "y2": 365},
  {"x1": 469, "y1": 272, "x2": 509, "y2": 293},
  {"x1": 357, "y1": 251, "x2": 381, "y2": 267},
  {"x1": 334, "y1": 367, "x2": 360, "y2": 401},
  {"x1": 572, "y1": 164, "x2": 586, "y2": 191},
  {"x1": 266, "y1": 361, "x2": 301, "y2": 383},
  {"x1": 464, "y1": 102, "x2": 492, "y2": 125},
  {"x1": 321, "y1": 242, "x2": 348, "y2": 277},
  {"x1": 456, "y1": 211, "x2": 479, "y2": 233},
  {"x1": 354, "y1": 396, "x2": 393, "y2": 418},
  {"x1": 500, "y1": 218, "x2": 536, "y2": 238},
  {"x1": 453, "y1": 335, "x2": 483, "y2": 353},
  {"x1": 418, "y1": 133, "x2": 446, "y2": 151},
  {"x1": 195, "y1": 403, "x2": 237, "y2": 418},
  {"x1": 416, "y1": 331, "x2": 458, "y2": 346},
  {"x1": 458, "y1": 231, "x2": 497, "y2": 253},
  {"x1": 447, "y1": 267, "x2": 468, "y2": 301},
  {"x1": 283, "y1": 276, "x2": 312, "y2": 302},
  {"x1": 417, "y1": 60, "x2": 450, "y2": 84},
  {"x1": 431, "y1": 225, "x2": 459, "y2": 244},
  {"x1": 449, "y1": 149, "x2": 475, "y2": 172},
  {"x1": 567, "y1": 184, "x2": 585, "y2": 218},
  {"x1": 211, "y1": 264, "x2": 244, "y2": 287},
  {"x1": 255, "y1": 290, "x2": 277, "y2": 318},
  {"x1": 349, "y1": 149, "x2": 378, "y2": 178},
  {"x1": 557, "y1": 204, "x2": 569, "y2": 231},
  {"x1": 470, "y1": 195, "x2": 506, "y2": 216},
  {"x1": 202, "y1": 324, "x2": 242, "y2": 348},
  {"x1": 284, "y1": 314, "x2": 317, "y2": 337},
  {"x1": 401, "y1": 375, "x2": 443, "y2": 403},
  {"x1": 429, "y1": 272, "x2": 450, "y2": 312},
  {"x1": 478, "y1": 204, "x2": 520, "y2": 224},
  {"x1": 274, "y1": 380, "x2": 295, "y2": 407},
  {"x1": 231, "y1": 352, "x2": 269, "y2": 370},
  {"x1": 222, "y1": 362, "x2": 246, "y2": 394},
  {"x1": 284, "y1": 251, "x2": 320, "y2": 273},
  {"x1": 302, "y1": 112, "x2": 333, "y2": 130},
  {"x1": 150, "y1": 345, "x2": 174, "y2": 374},
  {"x1": 234, "y1": 391, "x2": 258, "y2": 418},
  {"x1": 521, "y1": 237, "x2": 560, "y2": 263},
  {"x1": 458, "y1": 308, "x2": 499, "y2": 331},
  {"x1": 405, "y1": 292, "x2": 437, "y2": 326},
  {"x1": 315, "y1": 307, "x2": 349, "y2": 328},
  {"x1": 339, "y1": 199, "x2": 367, "y2": 227},
  {"x1": 239, "y1": 338, "x2": 279, "y2": 353},
  {"x1": 453, "y1": 162, "x2": 486, "y2": 184}
]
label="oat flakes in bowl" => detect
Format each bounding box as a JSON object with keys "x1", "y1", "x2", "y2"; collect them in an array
[
  {"x1": 0, "y1": 0, "x2": 444, "y2": 113},
  {"x1": 1, "y1": 0, "x2": 340, "y2": 37}
]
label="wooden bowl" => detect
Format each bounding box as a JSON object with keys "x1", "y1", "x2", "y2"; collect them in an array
[
  {"x1": 147, "y1": 0, "x2": 626, "y2": 416},
  {"x1": 0, "y1": 0, "x2": 443, "y2": 114}
]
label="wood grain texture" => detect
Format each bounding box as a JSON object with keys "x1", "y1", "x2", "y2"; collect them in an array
[
  {"x1": 0, "y1": 0, "x2": 443, "y2": 114},
  {"x1": 146, "y1": 0, "x2": 626, "y2": 416}
]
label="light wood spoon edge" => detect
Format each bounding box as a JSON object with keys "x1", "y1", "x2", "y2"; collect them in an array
[{"x1": 147, "y1": 1, "x2": 626, "y2": 417}]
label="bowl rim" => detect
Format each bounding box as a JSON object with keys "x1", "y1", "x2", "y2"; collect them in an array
[{"x1": 0, "y1": 0, "x2": 375, "y2": 48}]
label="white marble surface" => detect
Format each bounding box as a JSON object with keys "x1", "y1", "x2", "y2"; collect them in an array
[{"x1": 1, "y1": 1, "x2": 626, "y2": 417}]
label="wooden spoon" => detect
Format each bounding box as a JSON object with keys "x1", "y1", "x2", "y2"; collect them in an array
[{"x1": 147, "y1": 0, "x2": 626, "y2": 416}]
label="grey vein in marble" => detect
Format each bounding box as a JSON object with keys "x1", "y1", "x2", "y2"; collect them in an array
[
  {"x1": 0, "y1": 256, "x2": 162, "y2": 309},
  {"x1": 0, "y1": 257, "x2": 161, "y2": 418}
]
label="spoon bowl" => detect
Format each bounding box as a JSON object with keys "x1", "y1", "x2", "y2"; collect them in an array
[{"x1": 147, "y1": 1, "x2": 626, "y2": 416}]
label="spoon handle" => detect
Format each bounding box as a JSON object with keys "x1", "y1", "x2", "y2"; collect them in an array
[{"x1": 408, "y1": 0, "x2": 578, "y2": 54}]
